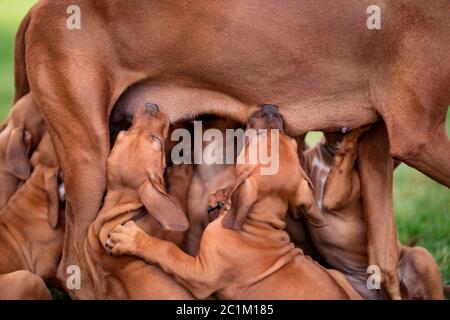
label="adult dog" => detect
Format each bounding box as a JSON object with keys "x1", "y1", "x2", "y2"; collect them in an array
[{"x1": 16, "y1": 1, "x2": 449, "y2": 298}]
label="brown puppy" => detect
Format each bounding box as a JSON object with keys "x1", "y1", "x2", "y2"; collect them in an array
[
  {"x1": 165, "y1": 164, "x2": 194, "y2": 214},
  {"x1": 84, "y1": 105, "x2": 193, "y2": 299},
  {"x1": 185, "y1": 118, "x2": 240, "y2": 255},
  {"x1": 106, "y1": 106, "x2": 361, "y2": 300},
  {"x1": 0, "y1": 133, "x2": 64, "y2": 299},
  {"x1": 0, "y1": 93, "x2": 46, "y2": 210},
  {"x1": 300, "y1": 125, "x2": 444, "y2": 299}
]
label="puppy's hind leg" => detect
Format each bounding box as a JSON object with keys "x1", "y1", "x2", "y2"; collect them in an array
[{"x1": 398, "y1": 246, "x2": 444, "y2": 300}]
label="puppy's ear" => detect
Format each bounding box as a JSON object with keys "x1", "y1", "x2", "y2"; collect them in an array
[
  {"x1": 5, "y1": 126, "x2": 32, "y2": 179},
  {"x1": 139, "y1": 173, "x2": 189, "y2": 232},
  {"x1": 293, "y1": 174, "x2": 326, "y2": 228},
  {"x1": 222, "y1": 169, "x2": 257, "y2": 230},
  {"x1": 43, "y1": 167, "x2": 60, "y2": 228}
]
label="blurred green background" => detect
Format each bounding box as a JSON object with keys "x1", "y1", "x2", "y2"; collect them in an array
[{"x1": 0, "y1": 0, "x2": 448, "y2": 290}]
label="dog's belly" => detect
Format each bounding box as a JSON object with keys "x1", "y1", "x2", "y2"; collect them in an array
[
  {"x1": 113, "y1": 81, "x2": 377, "y2": 135},
  {"x1": 103, "y1": 0, "x2": 386, "y2": 134}
]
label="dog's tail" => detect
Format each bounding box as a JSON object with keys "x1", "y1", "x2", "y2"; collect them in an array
[{"x1": 14, "y1": 8, "x2": 33, "y2": 103}]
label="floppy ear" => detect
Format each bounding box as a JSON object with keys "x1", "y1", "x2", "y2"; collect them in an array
[
  {"x1": 293, "y1": 174, "x2": 326, "y2": 228},
  {"x1": 5, "y1": 126, "x2": 32, "y2": 179},
  {"x1": 43, "y1": 167, "x2": 60, "y2": 228},
  {"x1": 222, "y1": 168, "x2": 258, "y2": 230},
  {"x1": 139, "y1": 173, "x2": 189, "y2": 232}
]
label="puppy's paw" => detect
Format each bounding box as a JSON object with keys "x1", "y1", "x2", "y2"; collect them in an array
[
  {"x1": 207, "y1": 187, "x2": 232, "y2": 221},
  {"x1": 105, "y1": 221, "x2": 145, "y2": 257}
]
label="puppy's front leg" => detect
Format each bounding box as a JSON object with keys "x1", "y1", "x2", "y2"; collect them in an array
[{"x1": 107, "y1": 221, "x2": 218, "y2": 299}]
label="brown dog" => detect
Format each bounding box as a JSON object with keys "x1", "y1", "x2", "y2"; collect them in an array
[
  {"x1": 184, "y1": 118, "x2": 240, "y2": 255},
  {"x1": 16, "y1": 2, "x2": 450, "y2": 297},
  {"x1": 0, "y1": 133, "x2": 64, "y2": 299},
  {"x1": 105, "y1": 106, "x2": 361, "y2": 300},
  {"x1": 0, "y1": 93, "x2": 46, "y2": 210},
  {"x1": 299, "y1": 124, "x2": 444, "y2": 299},
  {"x1": 84, "y1": 104, "x2": 194, "y2": 299}
]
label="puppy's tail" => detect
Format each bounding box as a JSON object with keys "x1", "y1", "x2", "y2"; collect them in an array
[{"x1": 14, "y1": 7, "x2": 33, "y2": 103}]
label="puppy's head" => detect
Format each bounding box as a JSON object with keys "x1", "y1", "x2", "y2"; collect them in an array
[
  {"x1": 107, "y1": 103, "x2": 168, "y2": 186},
  {"x1": 0, "y1": 123, "x2": 32, "y2": 182},
  {"x1": 222, "y1": 105, "x2": 287, "y2": 229},
  {"x1": 104, "y1": 104, "x2": 188, "y2": 232},
  {"x1": 222, "y1": 105, "x2": 325, "y2": 229},
  {"x1": 0, "y1": 95, "x2": 46, "y2": 210}
]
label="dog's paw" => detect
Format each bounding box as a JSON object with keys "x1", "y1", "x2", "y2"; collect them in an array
[
  {"x1": 105, "y1": 221, "x2": 145, "y2": 257},
  {"x1": 207, "y1": 188, "x2": 232, "y2": 221}
]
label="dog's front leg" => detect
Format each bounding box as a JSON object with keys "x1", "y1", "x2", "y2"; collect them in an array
[
  {"x1": 358, "y1": 122, "x2": 401, "y2": 300},
  {"x1": 107, "y1": 221, "x2": 219, "y2": 299}
]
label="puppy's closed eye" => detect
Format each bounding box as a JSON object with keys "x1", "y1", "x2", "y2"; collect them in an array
[{"x1": 150, "y1": 133, "x2": 163, "y2": 145}]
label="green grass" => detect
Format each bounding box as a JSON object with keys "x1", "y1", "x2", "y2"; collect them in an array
[
  {"x1": 0, "y1": 0, "x2": 36, "y2": 119},
  {"x1": 1, "y1": 1, "x2": 449, "y2": 294}
]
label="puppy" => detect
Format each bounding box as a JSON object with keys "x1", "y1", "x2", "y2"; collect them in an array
[
  {"x1": 0, "y1": 133, "x2": 64, "y2": 299},
  {"x1": 85, "y1": 104, "x2": 194, "y2": 299},
  {"x1": 106, "y1": 105, "x2": 362, "y2": 300},
  {"x1": 165, "y1": 164, "x2": 194, "y2": 214},
  {"x1": 185, "y1": 118, "x2": 240, "y2": 255},
  {"x1": 300, "y1": 125, "x2": 444, "y2": 299},
  {"x1": 0, "y1": 93, "x2": 46, "y2": 210}
]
